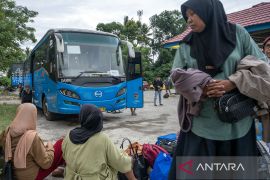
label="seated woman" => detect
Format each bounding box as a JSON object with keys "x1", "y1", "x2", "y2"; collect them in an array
[
  {"x1": 0, "y1": 103, "x2": 64, "y2": 180},
  {"x1": 62, "y1": 104, "x2": 136, "y2": 180}
]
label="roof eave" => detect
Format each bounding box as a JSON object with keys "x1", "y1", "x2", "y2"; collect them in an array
[{"x1": 245, "y1": 22, "x2": 270, "y2": 33}]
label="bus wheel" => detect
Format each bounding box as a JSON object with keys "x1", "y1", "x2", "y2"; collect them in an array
[{"x1": 42, "y1": 98, "x2": 54, "y2": 121}]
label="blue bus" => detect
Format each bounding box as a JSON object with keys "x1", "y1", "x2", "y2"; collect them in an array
[{"x1": 23, "y1": 29, "x2": 143, "y2": 120}]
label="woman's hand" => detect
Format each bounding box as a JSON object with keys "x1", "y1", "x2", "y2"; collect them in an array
[
  {"x1": 45, "y1": 141, "x2": 54, "y2": 150},
  {"x1": 206, "y1": 79, "x2": 236, "y2": 98}
]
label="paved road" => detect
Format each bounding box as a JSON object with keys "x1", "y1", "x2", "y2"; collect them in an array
[{"x1": 38, "y1": 90, "x2": 180, "y2": 146}]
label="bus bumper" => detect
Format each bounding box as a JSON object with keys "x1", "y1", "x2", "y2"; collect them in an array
[{"x1": 56, "y1": 95, "x2": 126, "y2": 114}]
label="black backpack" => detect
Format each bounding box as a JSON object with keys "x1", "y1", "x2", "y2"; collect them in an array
[{"x1": 163, "y1": 93, "x2": 169, "y2": 98}]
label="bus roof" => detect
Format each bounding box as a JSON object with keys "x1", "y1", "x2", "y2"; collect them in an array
[
  {"x1": 31, "y1": 29, "x2": 119, "y2": 54},
  {"x1": 48, "y1": 28, "x2": 118, "y2": 38}
]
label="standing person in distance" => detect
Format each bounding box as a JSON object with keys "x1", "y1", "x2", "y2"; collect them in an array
[
  {"x1": 153, "y1": 77, "x2": 163, "y2": 106},
  {"x1": 21, "y1": 85, "x2": 32, "y2": 104}
]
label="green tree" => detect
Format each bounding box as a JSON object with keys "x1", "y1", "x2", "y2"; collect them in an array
[
  {"x1": 0, "y1": 0, "x2": 37, "y2": 71},
  {"x1": 150, "y1": 10, "x2": 186, "y2": 50},
  {"x1": 149, "y1": 10, "x2": 186, "y2": 80},
  {"x1": 0, "y1": 76, "x2": 10, "y2": 86},
  {"x1": 153, "y1": 48, "x2": 175, "y2": 77},
  {"x1": 136, "y1": 46, "x2": 153, "y2": 82},
  {"x1": 121, "y1": 18, "x2": 139, "y2": 43},
  {"x1": 136, "y1": 21, "x2": 151, "y2": 46},
  {"x1": 96, "y1": 22, "x2": 123, "y2": 37},
  {"x1": 96, "y1": 15, "x2": 151, "y2": 47}
]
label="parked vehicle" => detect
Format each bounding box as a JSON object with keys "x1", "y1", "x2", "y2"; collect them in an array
[{"x1": 23, "y1": 29, "x2": 143, "y2": 120}]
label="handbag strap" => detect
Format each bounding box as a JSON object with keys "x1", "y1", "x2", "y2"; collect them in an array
[
  {"x1": 120, "y1": 138, "x2": 138, "y2": 157},
  {"x1": 120, "y1": 138, "x2": 144, "y2": 168}
]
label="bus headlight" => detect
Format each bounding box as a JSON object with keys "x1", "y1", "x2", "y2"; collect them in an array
[
  {"x1": 60, "y1": 89, "x2": 80, "y2": 99},
  {"x1": 116, "y1": 87, "x2": 126, "y2": 97}
]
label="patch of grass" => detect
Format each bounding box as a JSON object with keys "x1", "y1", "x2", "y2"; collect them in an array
[
  {"x1": 0, "y1": 104, "x2": 18, "y2": 132},
  {"x1": 0, "y1": 104, "x2": 17, "y2": 177}
]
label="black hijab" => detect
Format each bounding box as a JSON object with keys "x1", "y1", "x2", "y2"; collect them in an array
[
  {"x1": 181, "y1": 0, "x2": 236, "y2": 77},
  {"x1": 69, "y1": 104, "x2": 103, "y2": 144}
]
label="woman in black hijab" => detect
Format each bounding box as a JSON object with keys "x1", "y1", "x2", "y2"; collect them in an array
[
  {"x1": 169, "y1": 0, "x2": 268, "y2": 179},
  {"x1": 181, "y1": 0, "x2": 236, "y2": 77},
  {"x1": 62, "y1": 104, "x2": 136, "y2": 180},
  {"x1": 69, "y1": 104, "x2": 103, "y2": 144}
]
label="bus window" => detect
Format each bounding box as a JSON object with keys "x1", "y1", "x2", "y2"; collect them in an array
[
  {"x1": 127, "y1": 52, "x2": 142, "y2": 80},
  {"x1": 48, "y1": 35, "x2": 57, "y2": 80},
  {"x1": 58, "y1": 32, "x2": 125, "y2": 78}
]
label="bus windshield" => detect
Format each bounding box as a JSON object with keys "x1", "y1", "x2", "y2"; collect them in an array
[{"x1": 58, "y1": 32, "x2": 125, "y2": 78}]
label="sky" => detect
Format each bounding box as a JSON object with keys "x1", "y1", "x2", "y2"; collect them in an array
[{"x1": 15, "y1": 0, "x2": 270, "y2": 48}]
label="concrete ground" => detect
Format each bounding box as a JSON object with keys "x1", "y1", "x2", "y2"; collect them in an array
[{"x1": 38, "y1": 90, "x2": 180, "y2": 145}]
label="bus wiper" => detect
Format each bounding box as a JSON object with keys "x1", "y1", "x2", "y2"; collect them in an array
[
  {"x1": 75, "y1": 70, "x2": 103, "y2": 79},
  {"x1": 110, "y1": 76, "x2": 120, "y2": 80},
  {"x1": 110, "y1": 76, "x2": 127, "y2": 82}
]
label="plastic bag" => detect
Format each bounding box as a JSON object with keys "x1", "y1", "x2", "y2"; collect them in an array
[{"x1": 150, "y1": 152, "x2": 172, "y2": 180}]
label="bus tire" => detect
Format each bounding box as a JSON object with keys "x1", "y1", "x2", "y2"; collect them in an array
[{"x1": 42, "y1": 98, "x2": 55, "y2": 121}]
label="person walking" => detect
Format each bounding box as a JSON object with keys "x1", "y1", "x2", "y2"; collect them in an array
[
  {"x1": 169, "y1": 0, "x2": 268, "y2": 179},
  {"x1": 153, "y1": 77, "x2": 163, "y2": 106}
]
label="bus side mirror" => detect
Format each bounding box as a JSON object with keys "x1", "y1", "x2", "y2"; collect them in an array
[
  {"x1": 55, "y1": 33, "x2": 64, "y2": 53},
  {"x1": 121, "y1": 40, "x2": 135, "y2": 58}
]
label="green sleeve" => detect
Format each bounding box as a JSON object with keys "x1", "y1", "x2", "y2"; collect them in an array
[
  {"x1": 61, "y1": 136, "x2": 67, "y2": 161},
  {"x1": 238, "y1": 25, "x2": 268, "y2": 62},
  {"x1": 106, "y1": 136, "x2": 132, "y2": 173}
]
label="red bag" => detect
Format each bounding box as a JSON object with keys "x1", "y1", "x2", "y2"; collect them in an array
[{"x1": 142, "y1": 144, "x2": 168, "y2": 167}]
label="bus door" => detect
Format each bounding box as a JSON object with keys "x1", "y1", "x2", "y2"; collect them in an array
[{"x1": 126, "y1": 52, "x2": 143, "y2": 108}]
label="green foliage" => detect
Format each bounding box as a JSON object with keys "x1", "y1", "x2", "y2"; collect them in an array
[
  {"x1": 137, "y1": 46, "x2": 153, "y2": 82},
  {"x1": 96, "y1": 16, "x2": 151, "y2": 47},
  {"x1": 154, "y1": 48, "x2": 174, "y2": 67},
  {"x1": 151, "y1": 48, "x2": 175, "y2": 80},
  {"x1": 96, "y1": 22, "x2": 123, "y2": 37},
  {"x1": 0, "y1": 0, "x2": 38, "y2": 71},
  {"x1": 0, "y1": 76, "x2": 11, "y2": 87},
  {"x1": 150, "y1": 10, "x2": 186, "y2": 50},
  {"x1": 148, "y1": 10, "x2": 186, "y2": 81}
]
